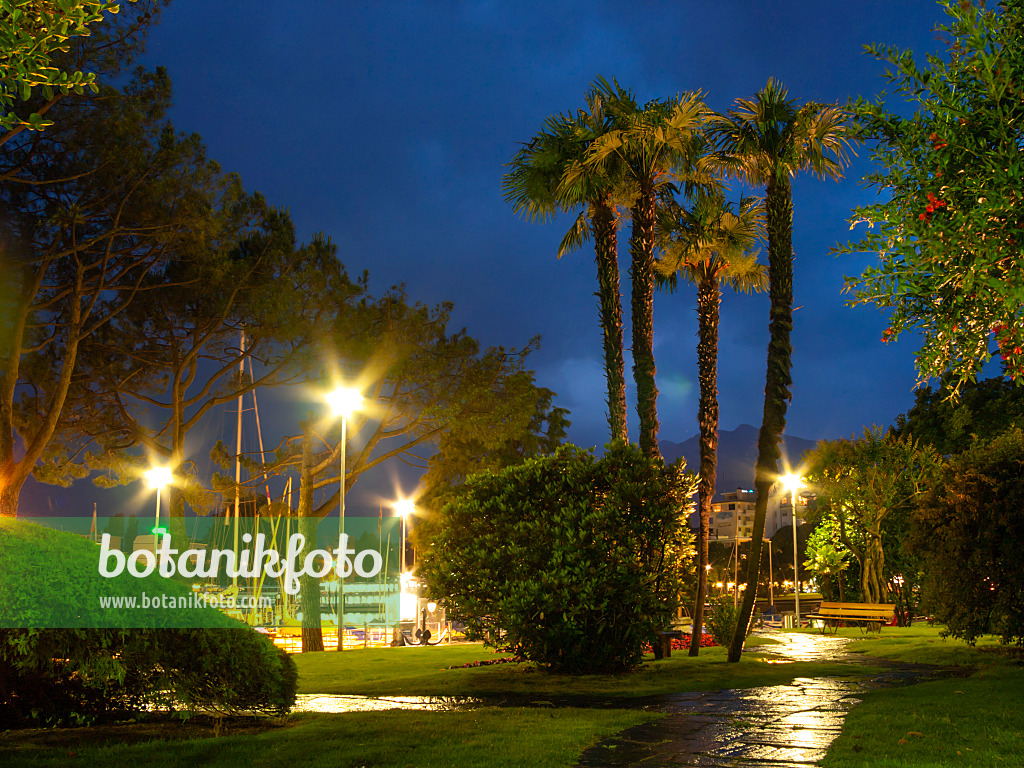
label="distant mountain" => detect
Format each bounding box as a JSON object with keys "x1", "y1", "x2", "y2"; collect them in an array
[{"x1": 660, "y1": 424, "x2": 819, "y2": 498}]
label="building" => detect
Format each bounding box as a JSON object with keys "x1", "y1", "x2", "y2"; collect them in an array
[
  {"x1": 710, "y1": 488, "x2": 756, "y2": 540},
  {"x1": 709, "y1": 484, "x2": 807, "y2": 540}
]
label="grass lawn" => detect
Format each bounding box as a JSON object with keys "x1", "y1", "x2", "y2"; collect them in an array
[
  {"x1": 293, "y1": 636, "x2": 872, "y2": 698},
  {"x1": 790, "y1": 624, "x2": 1024, "y2": 768},
  {"x1": 0, "y1": 708, "x2": 657, "y2": 768},
  {"x1": 0, "y1": 635, "x2": 877, "y2": 768}
]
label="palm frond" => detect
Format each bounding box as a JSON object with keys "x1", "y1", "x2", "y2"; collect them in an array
[{"x1": 557, "y1": 209, "x2": 591, "y2": 259}]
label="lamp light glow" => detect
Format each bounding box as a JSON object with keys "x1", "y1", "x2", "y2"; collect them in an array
[
  {"x1": 145, "y1": 466, "x2": 173, "y2": 489},
  {"x1": 326, "y1": 387, "x2": 364, "y2": 418},
  {"x1": 780, "y1": 471, "x2": 804, "y2": 495},
  {"x1": 395, "y1": 499, "x2": 415, "y2": 518}
]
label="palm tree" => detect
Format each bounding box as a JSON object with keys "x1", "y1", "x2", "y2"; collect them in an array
[
  {"x1": 575, "y1": 77, "x2": 707, "y2": 460},
  {"x1": 503, "y1": 90, "x2": 629, "y2": 443},
  {"x1": 706, "y1": 79, "x2": 852, "y2": 663},
  {"x1": 656, "y1": 188, "x2": 766, "y2": 657}
]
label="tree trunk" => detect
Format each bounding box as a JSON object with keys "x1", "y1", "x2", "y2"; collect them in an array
[
  {"x1": 690, "y1": 273, "x2": 720, "y2": 656},
  {"x1": 297, "y1": 429, "x2": 324, "y2": 653},
  {"x1": 0, "y1": 473, "x2": 23, "y2": 519},
  {"x1": 729, "y1": 177, "x2": 794, "y2": 663},
  {"x1": 592, "y1": 199, "x2": 629, "y2": 444},
  {"x1": 862, "y1": 532, "x2": 887, "y2": 604},
  {"x1": 629, "y1": 184, "x2": 662, "y2": 461}
]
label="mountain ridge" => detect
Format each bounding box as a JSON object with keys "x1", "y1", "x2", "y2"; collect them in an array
[{"x1": 660, "y1": 423, "x2": 819, "y2": 497}]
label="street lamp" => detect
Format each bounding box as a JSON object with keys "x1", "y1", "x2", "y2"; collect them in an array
[
  {"x1": 780, "y1": 472, "x2": 805, "y2": 626},
  {"x1": 145, "y1": 466, "x2": 173, "y2": 534},
  {"x1": 394, "y1": 498, "x2": 415, "y2": 575},
  {"x1": 327, "y1": 386, "x2": 363, "y2": 652}
]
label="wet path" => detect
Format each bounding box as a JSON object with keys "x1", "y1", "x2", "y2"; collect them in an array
[{"x1": 574, "y1": 630, "x2": 962, "y2": 768}]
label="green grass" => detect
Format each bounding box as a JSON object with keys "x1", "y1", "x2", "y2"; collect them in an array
[
  {"x1": 792, "y1": 623, "x2": 1011, "y2": 666},
  {"x1": 0, "y1": 708, "x2": 657, "y2": 768},
  {"x1": 782, "y1": 624, "x2": 1024, "y2": 767},
  {"x1": 822, "y1": 666, "x2": 1024, "y2": 767},
  {"x1": 293, "y1": 637, "x2": 872, "y2": 698}
]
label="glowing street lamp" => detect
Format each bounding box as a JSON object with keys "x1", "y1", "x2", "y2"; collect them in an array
[
  {"x1": 145, "y1": 466, "x2": 173, "y2": 534},
  {"x1": 780, "y1": 471, "x2": 805, "y2": 626},
  {"x1": 394, "y1": 498, "x2": 415, "y2": 575},
  {"x1": 327, "y1": 386, "x2": 363, "y2": 651}
]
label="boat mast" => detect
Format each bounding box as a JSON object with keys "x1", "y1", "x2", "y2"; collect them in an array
[{"x1": 233, "y1": 329, "x2": 246, "y2": 587}]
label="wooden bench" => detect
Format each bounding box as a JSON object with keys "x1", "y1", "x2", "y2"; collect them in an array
[{"x1": 808, "y1": 602, "x2": 895, "y2": 633}]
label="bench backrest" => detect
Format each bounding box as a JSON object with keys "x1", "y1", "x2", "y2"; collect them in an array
[{"x1": 817, "y1": 601, "x2": 894, "y2": 619}]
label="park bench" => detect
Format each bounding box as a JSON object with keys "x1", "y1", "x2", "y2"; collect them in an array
[{"x1": 807, "y1": 602, "x2": 895, "y2": 633}]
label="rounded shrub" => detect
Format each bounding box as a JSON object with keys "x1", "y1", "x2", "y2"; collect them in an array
[
  {"x1": 421, "y1": 442, "x2": 696, "y2": 674},
  {"x1": 0, "y1": 519, "x2": 297, "y2": 726}
]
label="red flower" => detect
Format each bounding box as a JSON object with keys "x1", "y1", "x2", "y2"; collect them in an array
[{"x1": 919, "y1": 213, "x2": 929, "y2": 221}]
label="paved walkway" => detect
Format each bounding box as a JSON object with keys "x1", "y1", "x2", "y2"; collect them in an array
[{"x1": 575, "y1": 630, "x2": 954, "y2": 768}]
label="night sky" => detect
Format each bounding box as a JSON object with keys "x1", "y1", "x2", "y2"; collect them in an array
[{"x1": 22, "y1": 0, "x2": 974, "y2": 516}]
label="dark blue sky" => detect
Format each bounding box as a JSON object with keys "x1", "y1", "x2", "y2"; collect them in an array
[
  {"x1": 135, "y1": 0, "x2": 948, "y2": 452},
  {"x1": 25, "y1": 1, "x2": 964, "y2": 517}
]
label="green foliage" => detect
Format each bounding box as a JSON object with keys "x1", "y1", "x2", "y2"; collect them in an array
[
  {"x1": 913, "y1": 428, "x2": 1024, "y2": 646},
  {"x1": 0, "y1": 519, "x2": 296, "y2": 725},
  {"x1": 421, "y1": 442, "x2": 696, "y2": 674},
  {"x1": 894, "y1": 376, "x2": 1024, "y2": 455},
  {"x1": 416, "y1": 386, "x2": 569, "y2": 548},
  {"x1": 805, "y1": 428, "x2": 941, "y2": 604},
  {"x1": 0, "y1": 62, "x2": 235, "y2": 516},
  {"x1": 803, "y1": 516, "x2": 851, "y2": 601},
  {"x1": 705, "y1": 598, "x2": 747, "y2": 648},
  {"x1": 0, "y1": 0, "x2": 124, "y2": 132},
  {"x1": 842, "y1": 1, "x2": 1024, "y2": 388}
]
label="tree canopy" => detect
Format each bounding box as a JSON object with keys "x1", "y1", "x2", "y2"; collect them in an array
[
  {"x1": 804, "y1": 427, "x2": 941, "y2": 604},
  {"x1": 843, "y1": 0, "x2": 1024, "y2": 390},
  {"x1": 0, "y1": 65, "x2": 235, "y2": 518},
  {"x1": 914, "y1": 428, "x2": 1024, "y2": 646}
]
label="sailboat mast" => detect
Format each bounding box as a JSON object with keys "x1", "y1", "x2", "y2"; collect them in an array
[{"x1": 233, "y1": 329, "x2": 246, "y2": 587}]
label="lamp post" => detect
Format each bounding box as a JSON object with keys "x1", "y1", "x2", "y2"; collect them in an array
[
  {"x1": 145, "y1": 466, "x2": 173, "y2": 536},
  {"x1": 394, "y1": 499, "x2": 415, "y2": 575},
  {"x1": 326, "y1": 386, "x2": 363, "y2": 652},
  {"x1": 781, "y1": 472, "x2": 805, "y2": 626}
]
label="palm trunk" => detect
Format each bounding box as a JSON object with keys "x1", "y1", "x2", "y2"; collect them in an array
[
  {"x1": 629, "y1": 183, "x2": 662, "y2": 461},
  {"x1": 728, "y1": 177, "x2": 794, "y2": 662},
  {"x1": 690, "y1": 272, "x2": 720, "y2": 656},
  {"x1": 592, "y1": 199, "x2": 628, "y2": 444}
]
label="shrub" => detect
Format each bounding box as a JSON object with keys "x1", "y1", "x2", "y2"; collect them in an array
[
  {"x1": 913, "y1": 429, "x2": 1024, "y2": 646},
  {"x1": 705, "y1": 598, "x2": 744, "y2": 648},
  {"x1": 0, "y1": 519, "x2": 297, "y2": 726},
  {"x1": 421, "y1": 442, "x2": 696, "y2": 674}
]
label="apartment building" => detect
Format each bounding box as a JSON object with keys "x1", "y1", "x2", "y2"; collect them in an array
[{"x1": 709, "y1": 485, "x2": 806, "y2": 540}]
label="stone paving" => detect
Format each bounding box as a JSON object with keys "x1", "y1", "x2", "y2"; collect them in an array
[{"x1": 575, "y1": 630, "x2": 954, "y2": 768}]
